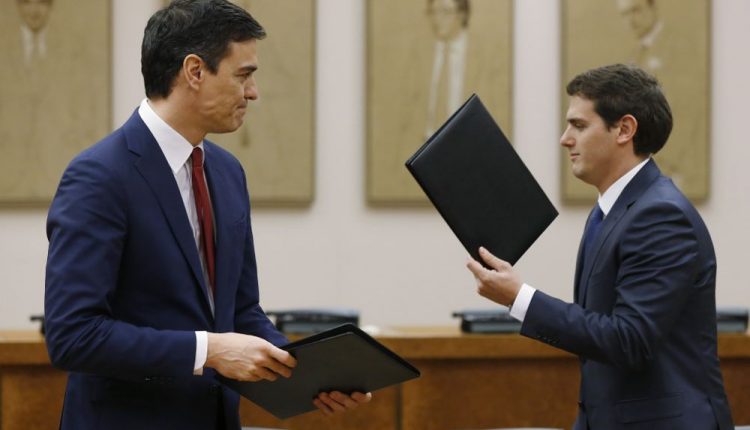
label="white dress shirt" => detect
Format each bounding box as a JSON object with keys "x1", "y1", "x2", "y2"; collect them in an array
[
  {"x1": 509, "y1": 157, "x2": 651, "y2": 322},
  {"x1": 137, "y1": 99, "x2": 210, "y2": 373}
]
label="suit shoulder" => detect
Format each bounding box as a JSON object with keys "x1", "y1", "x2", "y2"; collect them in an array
[
  {"x1": 630, "y1": 176, "x2": 710, "y2": 235},
  {"x1": 59, "y1": 128, "x2": 133, "y2": 190},
  {"x1": 638, "y1": 176, "x2": 695, "y2": 212},
  {"x1": 71, "y1": 127, "x2": 130, "y2": 167}
]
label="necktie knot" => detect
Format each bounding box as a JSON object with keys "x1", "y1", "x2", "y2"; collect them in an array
[
  {"x1": 191, "y1": 147, "x2": 203, "y2": 169},
  {"x1": 590, "y1": 205, "x2": 604, "y2": 225}
]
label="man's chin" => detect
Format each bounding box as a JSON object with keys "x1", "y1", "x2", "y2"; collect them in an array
[
  {"x1": 571, "y1": 167, "x2": 587, "y2": 182},
  {"x1": 213, "y1": 121, "x2": 244, "y2": 135},
  {"x1": 232, "y1": 116, "x2": 246, "y2": 130}
]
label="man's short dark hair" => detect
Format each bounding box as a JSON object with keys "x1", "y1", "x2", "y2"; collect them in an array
[
  {"x1": 566, "y1": 63, "x2": 673, "y2": 156},
  {"x1": 142, "y1": 0, "x2": 266, "y2": 99}
]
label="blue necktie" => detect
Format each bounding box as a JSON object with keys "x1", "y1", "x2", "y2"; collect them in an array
[
  {"x1": 578, "y1": 205, "x2": 604, "y2": 304},
  {"x1": 583, "y1": 204, "x2": 604, "y2": 258}
]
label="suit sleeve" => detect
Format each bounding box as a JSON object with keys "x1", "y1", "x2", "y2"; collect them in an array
[
  {"x1": 521, "y1": 201, "x2": 700, "y2": 370},
  {"x1": 45, "y1": 155, "x2": 196, "y2": 378},
  {"x1": 232, "y1": 167, "x2": 288, "y2": 347}
]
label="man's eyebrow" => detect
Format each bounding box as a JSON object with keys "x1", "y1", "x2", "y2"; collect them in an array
[{"x1": 238, "y1": 65, "x2": 258, "y2": 73}]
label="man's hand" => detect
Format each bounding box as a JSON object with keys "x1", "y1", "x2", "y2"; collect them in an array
[
  {"x1": 466, "y1": 247, "x2": 522, "y2": 307},
  {"x1": 205, "y1": 333, "x2": 296, "y2": 381},
  {"x1": 313, "y1": 391, "x2": 373, "y2": 416}
]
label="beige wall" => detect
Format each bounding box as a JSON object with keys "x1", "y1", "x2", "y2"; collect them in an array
[{"x1": 1, "y1": 0, "x2": 748, "y2": 329}]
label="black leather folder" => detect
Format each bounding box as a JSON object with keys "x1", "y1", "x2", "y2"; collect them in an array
[
  {"x1": 405, "y1": 94, "x2": 558, "y2": 265},
  {"x1": 218, "y1": 324, "x2": 420, "y2": 419}
]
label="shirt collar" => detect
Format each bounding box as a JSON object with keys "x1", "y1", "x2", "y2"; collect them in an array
[
  {"x1": 598, "y1": 157, "x2": 650, "y2": 216},
  {"x1": 138, "y1": 99, "x2": 203, "y2": 173}
]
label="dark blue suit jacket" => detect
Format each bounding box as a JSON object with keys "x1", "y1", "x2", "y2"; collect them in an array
[
  {"x1": 44, "y1": 111, "x2": 287, "y2": 430},
  {"x1": 521, "y1": 160, "x2": 733, "y2": 430}
]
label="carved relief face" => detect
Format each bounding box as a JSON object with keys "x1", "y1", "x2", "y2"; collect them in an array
[
  {"x1": 427, "y1": 0, "x2": 466, "y2": 42},
  {"x1": 616, "y1": 0, "x2": 658, "y2": 39},
  {"x1": 17, "y1": 0, "x2": 53, "y2": 33}
]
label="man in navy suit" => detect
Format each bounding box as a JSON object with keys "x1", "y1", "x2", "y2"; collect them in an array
[
  {"x1": 467, "y1": 64, "x2": 734, "y2": 429},
  {"x1": 44, "y1": 1, "x2": 369, "y2": 429}
]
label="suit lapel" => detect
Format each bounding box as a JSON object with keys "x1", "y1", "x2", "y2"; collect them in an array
[
  {"x1": 123, "y1": 111, "x2": 214, "y2": 313},
  {"x1": 577, "y1": 159, "x2": 662, "y2": 307}
]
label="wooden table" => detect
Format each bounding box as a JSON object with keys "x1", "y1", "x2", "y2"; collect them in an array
[{"x1": 2, "y1": 328, "x2": 749, "y2": 429}]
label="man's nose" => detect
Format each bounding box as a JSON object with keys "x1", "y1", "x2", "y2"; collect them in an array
[
  {"x1": 560, "y1": 128, "x2": 573, "y2": 148},
  {"x1": 245, "y1": 79, "x2": 259, "y2": 101}
]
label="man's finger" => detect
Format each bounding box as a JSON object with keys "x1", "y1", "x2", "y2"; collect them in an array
[
  {"x1": 251, "y1": 366, "x2": 277, "y2": 382},
  {"x1": 313, "y1": 398, "x2": 333, "y2": 416},
  {"x1": 351, "y1": 392, "x2": 373, "y2": 403},
  {"x1": 329, "y1": 391, "x2": 359, "y2": 409},
  {"x1": 263, "y1": 356, "x2": 294, "y2": 378},
  {"x1": 479, "y1": 247, "x2": 509, "y2": 270},
  {"x1": 269, "y1": 347, "x2": 297, "y2": 368},
  {"x1": 467, "y1": 259, "x2": 495, "y2": 284},
  {"x1": 466, "y1": 258, "x2": 485, "y2": 277},
  {"x1": 318, "y1": 392, "x2": 347, "y2": 413}
]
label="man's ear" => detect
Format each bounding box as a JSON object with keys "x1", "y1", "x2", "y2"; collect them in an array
[
  {"x1": 616, "y1": 114, "x2": 638, "y2": 145},
  {"x1": 182, "y1": 54, "x2": 205, "y2": 90}
]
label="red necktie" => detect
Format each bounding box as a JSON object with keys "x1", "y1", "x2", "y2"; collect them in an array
[{"x1": 191, "y1": 147, "x2": 215, "y2": 296}]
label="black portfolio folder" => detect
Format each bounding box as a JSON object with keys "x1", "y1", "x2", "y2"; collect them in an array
[
  {"x1": 405, "y1": 94, "x2": 558, "y2": 265},
  {"x1": 219, "y1": 324, "x2": 420, "y2": 419}
]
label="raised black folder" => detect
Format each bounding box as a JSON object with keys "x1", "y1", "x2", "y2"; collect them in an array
[
  {"x1": 405, "y1": 94, "x2": 558, "y2": 265},
  {"x1": 219, "y1": 324, "x2": 419, "y2": 419}
]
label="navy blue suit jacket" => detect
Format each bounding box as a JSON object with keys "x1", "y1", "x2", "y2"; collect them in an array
[
  {"x1": 521, "y1": 160, "x2": 733, "y2": 430},
  {"x1": 44, "y1": 111, "x2": 287, "y2": 430}
]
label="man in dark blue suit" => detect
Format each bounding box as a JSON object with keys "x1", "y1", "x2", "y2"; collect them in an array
[
  {"x1": 44, "y1": 1, "x2": 369, "y2": 429},
  {"x1": 467, "y1": 64, "x2": 734, "y2": 429}
]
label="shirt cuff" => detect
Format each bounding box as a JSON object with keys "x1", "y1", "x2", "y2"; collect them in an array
[
  {"x1": 194, "y1": 331, "x2": 207, "y2": 375},
  {"x1": 509, "y1": 283, "x2": 536, "y2": 322}
]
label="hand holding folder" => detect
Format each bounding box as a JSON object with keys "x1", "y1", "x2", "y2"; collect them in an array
[
  {"x1": 219, "y1": 324, "x2": 420, "y2": 419},
  {"x1": 405, "y1": 94, "x2": 558, "y2": 266}
]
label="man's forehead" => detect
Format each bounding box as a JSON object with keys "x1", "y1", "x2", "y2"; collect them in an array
[
  {"x1": 221, "y1": 39, "x2": 258, "y2": 67},
  {"x1": 566, "y1": 96, "x2": 595, "y2": 118}
]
